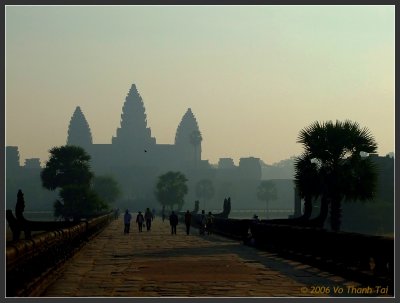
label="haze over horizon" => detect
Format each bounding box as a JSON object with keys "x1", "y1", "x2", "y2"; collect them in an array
[{"x1": 6, "y1": 5, "x2": 394, "y2": 166}]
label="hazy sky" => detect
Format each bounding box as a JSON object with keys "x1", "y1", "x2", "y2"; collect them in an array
[{"x1": 6, "y1": 5, "x2": 394, "y2": 166}]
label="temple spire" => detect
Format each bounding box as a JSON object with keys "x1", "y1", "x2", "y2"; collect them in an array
[
  {"x1": 67, "y1": 106, "x2": 93, "y2": 148},
  {"x1": 112, "y1": 83, "x2": 155, "y2": 147},
  {"x1": 175, "y1": 108, "x2": 202, "y2": 163}
]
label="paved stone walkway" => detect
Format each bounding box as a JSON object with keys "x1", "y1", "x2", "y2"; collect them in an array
[{"x1": 42, "y1": 218, "x2": 366, "y2": 297}]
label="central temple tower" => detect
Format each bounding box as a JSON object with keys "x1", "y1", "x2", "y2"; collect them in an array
[{"x1": 112, "y1": 84, "x2": 156, "y2": 149}]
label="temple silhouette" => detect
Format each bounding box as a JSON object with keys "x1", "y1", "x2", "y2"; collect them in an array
[
  {"x1": 67, "y1": 84, "x2": 203, "y2": 170},
  {"x1": 63, "y1": 83, "x2": 261, "y2": 210},
  {"x1": 6, "y1": 83, "x2": 394, "y2": 235}
]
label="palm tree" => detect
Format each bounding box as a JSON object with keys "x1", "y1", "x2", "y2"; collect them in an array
[
  {"x1": 41, "y1": 145, "x2": 93, "y2": 190},
  {"x1": 189, "y1": 130, "x2": 202, "y2": 166},
  {"x1": 293, "y1": 153, "x2": 321, "y2": 221},
  {"x1": 296, "y1": 120, "x2": 378, "y2": 231},
  {"x1": 257, "y1": 180, "x2": 278, "y2": 219},
  {"x1": 41, "y1": 145, "x2": 106, "y2": 220}
]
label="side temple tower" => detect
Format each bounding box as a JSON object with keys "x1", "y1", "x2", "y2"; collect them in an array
[
  {"x1": 67, "y1": 106, "x2": 93, "y2": 149},
  {"x1": 175, "y1": 108, "x2": 202, "y2": 165}
]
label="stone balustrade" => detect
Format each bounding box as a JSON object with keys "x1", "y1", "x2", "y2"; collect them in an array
[
  {"x1": 6, "y1": 210, "x2": 117, "y2": 297},
  {"x1": 208, "y1": 218, "x2": 394, "y2": 294}
]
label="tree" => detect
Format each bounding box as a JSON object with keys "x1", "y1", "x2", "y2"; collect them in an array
[
  {"x1": 155, "y1": 171, "x2": 188, "y2": 211},
  {"x1": 41, "y1": 145, "x2": 107, "y2": 220},
  {"x1": 92, "y1": 175, "x2": 121, "y2": 204},
  {"x1": 41, "y1": 145, "x2": 93, "y2": 190},
  {"x1": 54, "y1": 185, "x2": 107, "y2": 220},
  {"x1": 257, "y1": 180, "x2": 278, "y2": 219},
  {"x1": 195, "y1": 179, "x2": 215, "y2": 211},
  {"x1": 293, "y1": 153, "x2": 321, "y2": 221},
  {"x1": 296, "y1": 120, "x2": 378, "y2": 231}
]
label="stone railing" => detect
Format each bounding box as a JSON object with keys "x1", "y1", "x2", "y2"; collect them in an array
[
  {"x1": 209, "y1": 218, "x2": 394, "y2": 294},
  {"x1": 6, "y1": 210, "x2": 118, "y2": 297},
  {"x1": 210, "y1": 218, "x2": 250, "y2": 240}
]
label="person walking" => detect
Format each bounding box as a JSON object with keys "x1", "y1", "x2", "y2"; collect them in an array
[
  {"x1": 169, "y1": 211, "x2": 179, "y2": 235},
  {"x1": 206, "y1": 211, "x2": 214, "y2": 235},
  {"x1": 252, "y1": 214, "x2": 260, "y2": 224},
  {"x1": 199, "y1": 210, "x2": 207, "y2": 235},
  {"x1": 184, "y1": 210, "x2": 192, "y2": 235},
  {"x1": 123, "y1": 209, "x2": 132, "y2": 234},
  {"x1": 245, "y1": 214, "x2": 260, "y2": 246},
  {"x1": 136, "y1": 211, "x2": 144, "y2": 232},
  {"x1": 145, "y1": 208, "x2": 154, "y2": 231}
]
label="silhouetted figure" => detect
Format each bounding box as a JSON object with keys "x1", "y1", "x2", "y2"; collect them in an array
[
  {"x1": 184, "y1": 210, "x2": 192, "y2": 235},
  {"x1": 199, "y1": 210, "x2": 206, "y2": 235},
  {"x1": 145, "y1": 208, "x2": 154, "y2": 231},
  {"x1": 252, "y1": 214, "x2": 260, "y2": 224},
  {"x1": 152, "y1": 208, "x2": 156, "y2": 219},
  {"x1": 136, "y1": 211, "x2": 144, "y2": 232},
  {"x1": 169, "y1": 211, "x2": 178, "y2": 235},
  {"x1": 15, "y1": 190, "x2": 26, "y2": 221},
  {"x1": 124, "y1": 209, "x2": 132, "y2": 234},
  {"x1": 162, "y1": 206, "x2": 166, "y2": 222},
  {"x1": 14, "y1": 190, "x2": 31, "y2": 240},
  {"x1": 206, "y1": 211, "x2": 214, "y2": 235},
  {"x1": 245, "y1": 214, "x2": 260, "y2": 246}
]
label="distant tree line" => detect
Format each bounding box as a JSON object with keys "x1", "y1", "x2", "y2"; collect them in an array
[{"x1": 14, "y1": 118, "x2": 387, "y2": 234}]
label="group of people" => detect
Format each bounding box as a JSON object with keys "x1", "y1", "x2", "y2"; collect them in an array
[
  {"x1": 163, "y1": 210, "x2": 191, "y2": 235},
  {"x1": 171, "y1": 209, "x2": 215, "y2": 236},
  {"x1": 123, "y1": 208, "x2": 215, "y2": 236},
  {"x1": 123, "y1": 208, "x2": 155, "y2": 234},
  {"x1": 199, "y1": 210, "x2": 214, "y2": 235}
]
